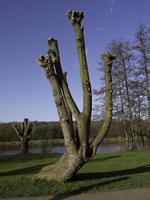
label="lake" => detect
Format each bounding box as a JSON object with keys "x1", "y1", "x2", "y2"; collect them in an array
[{"x1": 0, "y1": 140, "x2": 147, "y2": 156}]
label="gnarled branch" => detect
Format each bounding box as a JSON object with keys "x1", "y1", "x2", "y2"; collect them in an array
[
  {"x1": 47, "y1": 37, "x2": 80, "y2": 121},
  {"x1": 67, "y1": 11, "x2": 92, "y2": 156},
  {"x1": 37, "y1": 54, "x2": 77, "y2": 155}
]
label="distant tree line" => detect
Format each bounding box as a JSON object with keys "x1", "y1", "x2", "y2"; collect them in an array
[
  {"x1": 0, "y1": 121, "x2": 63, "y2": 142},
  {"x1": 0, "y1": 120, "x2": 148, "y2": 142},
  {"x1": 93, "y1": 23, "x2": 150, "y2": 149}
]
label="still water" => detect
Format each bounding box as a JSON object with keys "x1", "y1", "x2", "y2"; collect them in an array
[{"x1": 0, "y1": 140, "x2": 146, "y2": 156}]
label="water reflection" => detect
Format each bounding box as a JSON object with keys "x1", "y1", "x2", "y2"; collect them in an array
[{"x1": 0, "y1": 140, "x2": 148, "y2": 156}]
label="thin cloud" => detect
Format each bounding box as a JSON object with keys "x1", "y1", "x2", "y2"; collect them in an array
[
  {"x1": 110, "y1": 0, "x2": 115, "y2": 15},
  {"x1": 94, "y1": 27, "x2": 105, "y2": 32},
  {"x1": 110, "y1": 7, "x2": 113, "y2": 15}
]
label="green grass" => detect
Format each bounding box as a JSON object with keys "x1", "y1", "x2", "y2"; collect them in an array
[{"x1": 1, "y1": 150, "x2": 150, "y2": 198}]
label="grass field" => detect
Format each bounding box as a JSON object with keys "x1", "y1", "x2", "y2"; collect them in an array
[{"x1": 0, "y1": 150, "x2": 150, "y2": 198}]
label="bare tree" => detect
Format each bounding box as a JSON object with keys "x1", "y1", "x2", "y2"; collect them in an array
[
  {"x1": 12, "y1": 118, "x2": 33, "y2": 154},
  {"x1": 134, "y1": 23, "x2": 150, "y2": 137},
  {"x1": 36, "y1": 10, "x2": 115, "y2": 182},
  {"x1": 107, "y1": 39, "x2": 138, "y2": 149},
  {"x1": 130, "y1": 78, "x2": 146, "y2": 148},
  {"x1": 94, "y1": 24, "x2": 150, "y2": 149},
  {"x1": 94, "y1": 39, "x2": 137, "y2": 149}
]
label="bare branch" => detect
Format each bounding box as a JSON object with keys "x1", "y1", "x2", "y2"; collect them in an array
[
  {"x1": 37, "y1": 54, "x2": 77, "y2": 154},
  {"x1": 91, "y1": 52, "x2": 115, "y2": 155},
  {"x1": 67, "y1": 11, "x2": 92, "y2": 154},
  {"x1": 24, "y1": 122, "x2": 33, "y2": 136},
  {"x1": 12, "y1": 124, "x2": 22, "y2": 138},
  {"x1": 47, "y1": 37, "x2": 80, "y2": 121},
  {"x1": 67, "y1": 10, "x2": 92, "y2": 117}
]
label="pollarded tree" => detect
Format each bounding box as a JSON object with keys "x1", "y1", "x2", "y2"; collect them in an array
[
  {"x1": 37, "y1": 10, "x2": 115, "y2": 182},
  {"x1": 12, "y1": 118, "x2": 33, "y2": 154}
]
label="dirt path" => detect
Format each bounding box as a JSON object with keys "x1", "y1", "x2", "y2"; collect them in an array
[{"x1": 1, "y1": 188, "x2": 150, "y2": 200}]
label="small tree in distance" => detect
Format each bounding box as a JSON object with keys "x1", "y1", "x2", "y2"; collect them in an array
[
  {"x1": 12, "y1": 118, "x2": 33, "y2": 154},
  {"x1": 37, "y1": 10, "x2": 115, "y2": 182}
]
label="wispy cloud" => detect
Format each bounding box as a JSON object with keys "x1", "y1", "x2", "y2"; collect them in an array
[
  {"x1": 110, "y1": 7, "x2": 113, "y2": 15},
  {"x1": 110, "y1": 0, "x2": 115, "y2": 15},
  {"x1": 94, "y1": 27, "x2": 105, "y2": 32}
]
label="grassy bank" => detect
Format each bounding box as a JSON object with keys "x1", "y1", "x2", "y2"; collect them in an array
[{"x1": 0, "y1": 150, "x2": 150, "y2": 198}]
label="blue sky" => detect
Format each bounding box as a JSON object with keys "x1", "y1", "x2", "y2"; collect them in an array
[{"x1": 0, "y1": 0, "x2": 150, "y2": 122}]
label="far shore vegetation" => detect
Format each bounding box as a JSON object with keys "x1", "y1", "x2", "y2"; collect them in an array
[{"x1": 0, "y1": 120, "x2": 149, "y2": 143}]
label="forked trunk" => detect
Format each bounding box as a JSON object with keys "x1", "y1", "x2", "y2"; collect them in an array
[{"x1": 37, "y1": 10, "x2": 115, "y2": 182}]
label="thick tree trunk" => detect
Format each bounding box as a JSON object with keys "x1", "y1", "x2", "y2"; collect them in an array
[
  {"x1": 37, "y1": 10, "x2": 115, "y2": 182},
  {"x1": 20, "y1": 136, "x2": 29, "y2": 154},
  {"x1": 37, "y1": 52, "x2": 115, "y2": 182},
  {"x1": 37, "y1": 152, "x2": 83, "y2": 182}
]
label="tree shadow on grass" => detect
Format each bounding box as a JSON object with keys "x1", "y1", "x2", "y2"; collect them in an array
[
  {"x1": 90, "y1": 155, "x2": 120, "y2": 163},
  {"x1": 72, "y1": 164, "x2": 150, "y2": 181},
  {"x1": 0, "y1": 155, "x2": 119, "y2": 177},
  {"x1": 50, "y1": 164, "x2": 150, "y2": 199},
  {"x1": 0, "y1": 162, "x2": 54, "y2": 176},
  {"x1": 50, "y1": 176, "x2": 129, "y2": 200}
]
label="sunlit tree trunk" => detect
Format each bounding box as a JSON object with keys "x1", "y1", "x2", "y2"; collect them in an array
[{"x1": 36, "y1": 10, "x2": 115, "y2": 182}]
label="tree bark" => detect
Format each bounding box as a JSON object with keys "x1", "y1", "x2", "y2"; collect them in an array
[
  {"x1": 37, "y1": 152, "x2": 83, "y2": 182},
  {"x1": 36, "y1": 10, "x2": 115, "y2": 182}
]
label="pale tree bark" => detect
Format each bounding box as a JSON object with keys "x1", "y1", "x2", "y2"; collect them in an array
[
  {"x1": 12, "y1": 118, "x2": 33, "y2": 154},
  {"x1": 122, "y1": 60, "x2": 137, "y2": 149},
  {"x1": 119, "y1": 88, "x2": 129, "y2": 150},
  {"x1": 36, "y1": 10, "x2": 115, "y2": 182},
  {"x1": 137, "y1": 98, "x2": 145, "y2": 148}
]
